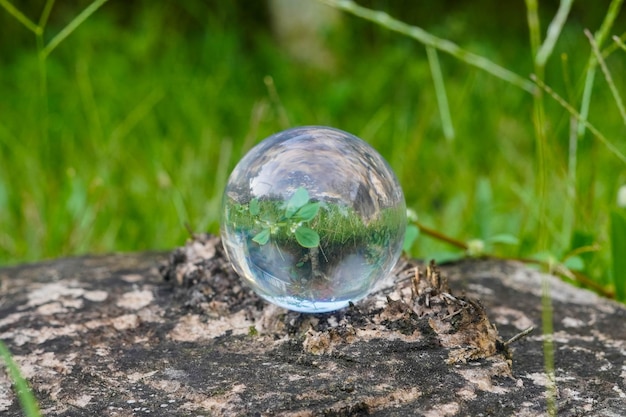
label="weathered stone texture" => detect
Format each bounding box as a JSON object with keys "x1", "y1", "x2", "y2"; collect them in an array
[{"x1": 1, "y1": 234, "x2": 625, "y2": 416}]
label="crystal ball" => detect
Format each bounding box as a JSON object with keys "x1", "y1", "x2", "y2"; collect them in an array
[{"x1": 221, "y1": 126, "x2": 406, "y2": 313}]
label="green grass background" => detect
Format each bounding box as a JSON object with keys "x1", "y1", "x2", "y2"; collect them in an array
[{"x1": 0, "y1": 0, "x2": 625, "y2": 298}]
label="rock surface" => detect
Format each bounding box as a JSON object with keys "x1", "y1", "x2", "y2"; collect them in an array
[{"x1": 1, "y1": 234, "x2": 625, "y2": 416}]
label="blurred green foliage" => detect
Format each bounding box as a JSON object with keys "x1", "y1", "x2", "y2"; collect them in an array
[{"x1": 0, "y1": 0, "x2": 624, "y2": 300}]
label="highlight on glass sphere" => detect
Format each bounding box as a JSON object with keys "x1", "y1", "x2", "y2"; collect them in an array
[{"x1": 220, "y1": 126, "x2": 406, "y2": 313}]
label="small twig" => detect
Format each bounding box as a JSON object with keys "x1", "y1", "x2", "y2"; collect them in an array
[
  {"x1": 415, "y1": 221, "x2": 468, "y2": 250},
  {"x1": 441, "y1": 292, "x2": 466, "y2": 305},
  {"x1": 441, "y1": 308, "x2": 464, "y2": 321},
  {"x1": 506, "y1": 255, "x2": 614, "y2": 299},
  {"x1": 505, "y1": 326, "x2": 535, "y2": 346},
  {"x1": 413, "y1": 220, "x2": 614, "y2": 299},
  {"x1": 562, "y1": 244, "x2": 601, "y2": 260}
]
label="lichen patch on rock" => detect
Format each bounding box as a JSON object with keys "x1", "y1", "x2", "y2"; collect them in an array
[{"x1": 116, "y1": 289, "x2": 154, "y2": 310}]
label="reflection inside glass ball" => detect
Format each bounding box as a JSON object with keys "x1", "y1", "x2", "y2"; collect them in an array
[{"x1": 221, "y1": 126, "x2": 406, "y2": 313}]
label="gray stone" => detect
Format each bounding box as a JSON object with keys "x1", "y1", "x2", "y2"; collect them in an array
[{"x1": 1, "y1": 234, "x2": 625, "y2": 416}]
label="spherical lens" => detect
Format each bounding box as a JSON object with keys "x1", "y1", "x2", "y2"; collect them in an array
[{"x1": 220, "y1": 126, "x2": 406, "y2": 313}]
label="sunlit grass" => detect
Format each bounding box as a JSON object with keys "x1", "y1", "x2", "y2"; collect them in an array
[{"x1": 0, "y1": 340, "x2": 41, "y2": 417}]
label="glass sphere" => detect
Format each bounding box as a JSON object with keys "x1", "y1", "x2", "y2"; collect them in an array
[{"x1": 221, "y1": 126, "x2": 406, "y2": 313}]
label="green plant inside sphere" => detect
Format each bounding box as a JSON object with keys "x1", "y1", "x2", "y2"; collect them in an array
[{"x1": 221, "y1": 126, "x2": 406, "y2": 313}]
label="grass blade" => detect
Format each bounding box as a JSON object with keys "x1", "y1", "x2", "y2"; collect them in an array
[
  {"x1": 564, "y1": 115, "x2": 577, "y2": 245},
  {"x1": 403, "y1": 224, "x2": 419, "y2": 253},
  {"x1": 576, "y1": 0, "x2": 624, "y2": 140},
  {"x1": 532, "y1": 75, "x2": 626, "y2": 165},
  {"x1": 585, "y1": 29, "x2": 626, "y2": 124},
  {"x1": 38, "y1": 0, "x2": 55, "y2": 28},
  {"x1": 0, "y1": 340, "x2": 42, "y2": 417},
  {"x1": 524, "y1": 0, "x2": 541, "y2": 58},
  {"x1": 201, "y1": 139, "x2": 233, "y2": 232},
  {"x1": 524, "y1": 0, "x2": 548, "y2": 251},
  {"x1": 541, "y1": 274, "x2": 557, "y2": 416},
  {"x1": 474, "y1": 177, "x2": 493, "y2": 241},
  {"x1": 0, "y1": 0, "x2": 40, "y2": 33},
  {"x1": 619, "y1": 185, "x2": 626, "y2": 208},
  {"x1": 613, "y1": 35, "x2": 626, "y2": 53},
  {"x1": 601, "y1": 32, "x2": 626, "y2": 57},
  {"x1": 611, "y1": 210, "x2": 626, "y2": 301},
  {"x1": 536, "y1": 0, "x2": 574, "y2": 67},
  {"x1": 591, "y1": 0, "x2": 624, "y2": 63},
  {"x1": 576, "y1": 66, "x2": 597, "y2": 140},
  {"x1": 426, "y1": 46, "x2": 455, "y2": 141},
  {"x1": 109, "y1": 90, "x2": 164, "y2": 142},
  {"x1": 264, "y1": 76, "x2": 291, "y2": 129},
  {"x1": 42, "y1": 0, "x2": 109, "y2": 57},
  {"x1": 317, "y1": 0, "x2": 536, "y2": 93}
]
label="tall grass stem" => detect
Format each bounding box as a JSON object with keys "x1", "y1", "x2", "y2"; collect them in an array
[
  {"x1": 42, "y1": 0, "x2": 109, "y2": 57},
  {"x1": 602, "y1": 32, "x2": 626, "y2": 57},
  {"x1": 611, "y1": 211, "x2": 626, "y2": 300},
  {"x1": 0, "y1": 0, "x2": 39, "y2": 33},
  {"x1": 576, "y1": 0, "x2": 624, "y2": 140},
  {"x1": 525, "y1": 3, "x2": 555, "y2": 412},
  {"x1": 541, "y1": 273, "x2": 557, "y2": 416},
  {"x1": 109, "y1": 90, "x2": 164, "y2": 142},
  {"x1": 561, "y1": 53, "x2": 577, "y2": 246},
  {"x1": 525, "y1": 0, "x2": 541, "y2": 57},
  {"x1": 612, "y1": 35, "x2": 626, "y2": 53},
  {"x1": 38, "y1": 0, "x2": 55, "y2": 28},
  {"x1": 533, "y1": 75, "x2": 626, "y2": 165},
  {"x1": 564, "y1": 116, "x2": 577, "y2": 244},
  {"x1": 426, "y1": 46, "x2": 455, "y2": 141},
  {"x1": 76, "y1": 59, "x2": 104, "y2": 143},
  {"x1": 535, "y1": 0, "x2": 574, "y2": 67},
  {"x1": 559, "y1": 53, "x2": 575, "y2": 102},
  {"x1": 525, "y1": 0, "x2": 548, "y2": 252},
  {"x1": 200, "y1": 139, "x2": 233, "y2": 232},
  {"x1": 317, "y1": 0, "x2": 536, "y2": 93},
  {"x1": 264, "y1": 76, "x2": 291, "y2": 129},
  {"x1": 585, "y1": 30, "x2": 626, "y2": 125},
  {"x1": 36, "y1": 35, "x2": 48, "y2": 144}
]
